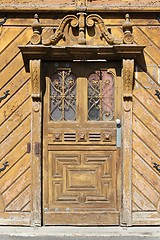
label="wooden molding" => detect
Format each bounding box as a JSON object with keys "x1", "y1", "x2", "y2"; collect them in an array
[
  {"x1": 19, "y1": 45, "x2": 144, "y2": 73},
  {"x1": 0, "y1": 5, "x2": 160, "y2": 12}
]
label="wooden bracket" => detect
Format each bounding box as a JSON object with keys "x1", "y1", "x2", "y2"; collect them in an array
[
  {"x1": 30, "y1": 59, "x2": 41, "y2": 100},
  {"x1": 123, "y1": 59, "x2": 134, "y2": 99}
]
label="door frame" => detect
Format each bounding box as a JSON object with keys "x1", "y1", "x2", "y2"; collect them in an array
[
  {"x1": 19, "y1": 43, "x2": 144, "y2": 226},
  {"x1": 42, "y1": 61, "x2": 122, "y2": 225}
]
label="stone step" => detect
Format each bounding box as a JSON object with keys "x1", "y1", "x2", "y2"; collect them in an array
[{"x1": 0, "y1": 227, "x2": 160, "y2": 239}]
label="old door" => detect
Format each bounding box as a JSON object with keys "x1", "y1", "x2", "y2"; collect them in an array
[{"x1": 43, "y1": 61, "x2": 122, "y2": 225}]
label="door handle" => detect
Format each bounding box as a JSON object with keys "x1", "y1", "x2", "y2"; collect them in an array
[{"x1": 116, "y1": 119, "x2": 121, "y2": 148}]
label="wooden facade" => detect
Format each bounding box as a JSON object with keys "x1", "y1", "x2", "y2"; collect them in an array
[{"x1": 0, "y1": 0, "x2": 160, "y2": 226}]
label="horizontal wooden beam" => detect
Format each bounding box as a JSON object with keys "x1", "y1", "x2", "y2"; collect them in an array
[
  {"x1": 0, "y1": 6, "x2": 160, "y2": 13},
  {"x1": 19, "y1": 45, "x2": 145, "y2": 72}
]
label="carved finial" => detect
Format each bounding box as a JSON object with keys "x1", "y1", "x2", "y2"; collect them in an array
[
  {"x1": 123, "y1": 14, "x2": 133, "y2": 44},
  {"x1": 31, "y1": 14, "x2": 42, "y2": 45}
]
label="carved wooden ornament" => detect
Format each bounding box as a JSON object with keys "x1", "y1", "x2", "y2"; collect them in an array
[
  {"x1": 30, "y1": 59, "x2": 41, "y2": 99},
  {"x1": 42, "y1": 12, "x2": 121, "y2": 46},
  {"x1": 123, "y1": 59, "x2": 134, "y2": 98}
]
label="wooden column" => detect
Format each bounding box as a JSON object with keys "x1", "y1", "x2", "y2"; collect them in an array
[
  {"x1": 121, "y1": 59, "x2": 134, "y2": 226},
  {"x1": 30, "y1": 59, "x2": 42, "y2": 226}
]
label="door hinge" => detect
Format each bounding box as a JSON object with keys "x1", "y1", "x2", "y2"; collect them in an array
[{"x1": 35, "y1": 142, "x2": 41, "y2": 156}]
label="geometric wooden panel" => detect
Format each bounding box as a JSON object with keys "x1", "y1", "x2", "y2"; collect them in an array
[
  {"x1": 44, "y1": 150, "x2": 119, "y2": 225},
  {"x1": 50, "y1": 129, "x2": 115, "y2": 144},
  {"x1": 49, "y1": 151, "x2": 117, "y2": 209}
]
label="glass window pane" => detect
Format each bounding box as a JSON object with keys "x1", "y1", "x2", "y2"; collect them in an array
[
  {"x1": 88, "y1": 70, "x2": 114, "y2": 121},
  {"x1": 50, "y1": 70, "x2": 76, "y2": 121}
]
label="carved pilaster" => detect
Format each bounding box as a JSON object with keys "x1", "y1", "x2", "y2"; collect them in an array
[
  {"x1": 30, "y1": 59, "x2": 41, "y2": 100},
  {"x1": 30, "y1": 59, "x2": 42, "y2": 226},
  {"x1": 121, "y1": 59, "x2": 134, "y2": 227}
]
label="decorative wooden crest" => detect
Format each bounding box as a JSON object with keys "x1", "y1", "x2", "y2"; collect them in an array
[
  {"x1": 30, "y1": 13, "x2": 133, "y2": 46},
  {"x1": 19, "y1": 13, "x2": 145, "y2": 102}
]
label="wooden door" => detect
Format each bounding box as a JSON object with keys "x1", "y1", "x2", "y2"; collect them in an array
[{"x1": 43, "y1": 61, "x2": 122, "y2": 225}]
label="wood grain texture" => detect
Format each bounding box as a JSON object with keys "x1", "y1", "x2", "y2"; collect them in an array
[
  {"x1": 0, "y1": 26, "x2": 32, "y2": 225},
  {"x1": 43, "y1": 62, "x2": 121, "y2": 225},
  {"x1": 132, "y1": 23, "x2": 160, "y2": 224}
]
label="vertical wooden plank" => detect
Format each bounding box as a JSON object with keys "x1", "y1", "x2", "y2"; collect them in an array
[
  {"x1": 30, "y1": 60, "x2": 42, "y2": 226},
  {"x1": 121, "y1": 59, "x2": 134, "y2": 226}
]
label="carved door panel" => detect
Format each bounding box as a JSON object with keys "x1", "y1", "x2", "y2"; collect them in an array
[{"x1": 43, "y1": 61, "x2": 122, "y2": 225}]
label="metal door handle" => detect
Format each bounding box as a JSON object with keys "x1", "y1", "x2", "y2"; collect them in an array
[{"x1": 116, "y1": 119, "x2": 121, "y2": 148}]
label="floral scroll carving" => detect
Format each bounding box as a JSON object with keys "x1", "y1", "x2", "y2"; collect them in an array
[
  {"x1": 43, "y1": 14, "x2": 79, "y2": 45},
  {"x1": 86, "y1": 14, "x2": 115, "y2": 45},
  {"x1": 30, "y1": 13, "x2": 134, "y2": 46}
]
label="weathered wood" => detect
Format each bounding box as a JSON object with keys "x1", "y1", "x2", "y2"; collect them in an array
[
  {"x1": 133, "y1": 168, "x2": 159, "y2": 210},
  {"x1": 43, "y1": 62, "x2": 121, "y2": 225},
  {"x1": 134, "y1": 27, "x2": 160, "y2": 65},
  {"x1": 0, "y1": 213, "x2": 31, "y2": 226},
  {"x1": 0, "y1": 28, "x2": 32, "y2": 71},
  {"x1": 133, "y1": 212, "x2": 160, "y2": 225},
  {"x1": 0, "y1": 81, "x2": 30, "y2": 125},
  {"x1": 133, "y1": 115, "x2": 160, "y2": 157},
  {"x1": 6, "y1": 185, "x2": 31, "y2": 212},
  {"x1": 30, "y1": 59, "x2": 42, "y2": 226},
  {"x1": 121, "y1": 59, "x2": 134, "y2": 226},
  {"x1": 0, "y1": 115, "x2": 31, "y2": 160},
  {"x1": 0, "y1": 8, "x2": 160, "y2": 227},
  {"x1": 0, "y1": 98, "x2": 31, "y2": 143},
  {"x1": 132, "y1": 149, "x2": 160, "y2": 194},
  {"x1": 2, "y1": 168, "x2": 31, "y2": 207}
]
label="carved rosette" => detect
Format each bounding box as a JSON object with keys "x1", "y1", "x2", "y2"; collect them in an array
[
  {"x1": 30, "y1": 59, "x2": 41, "y2": 100},
  {"x1": 123, "y1": 59, "x2": 134, "y2": 98}
]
